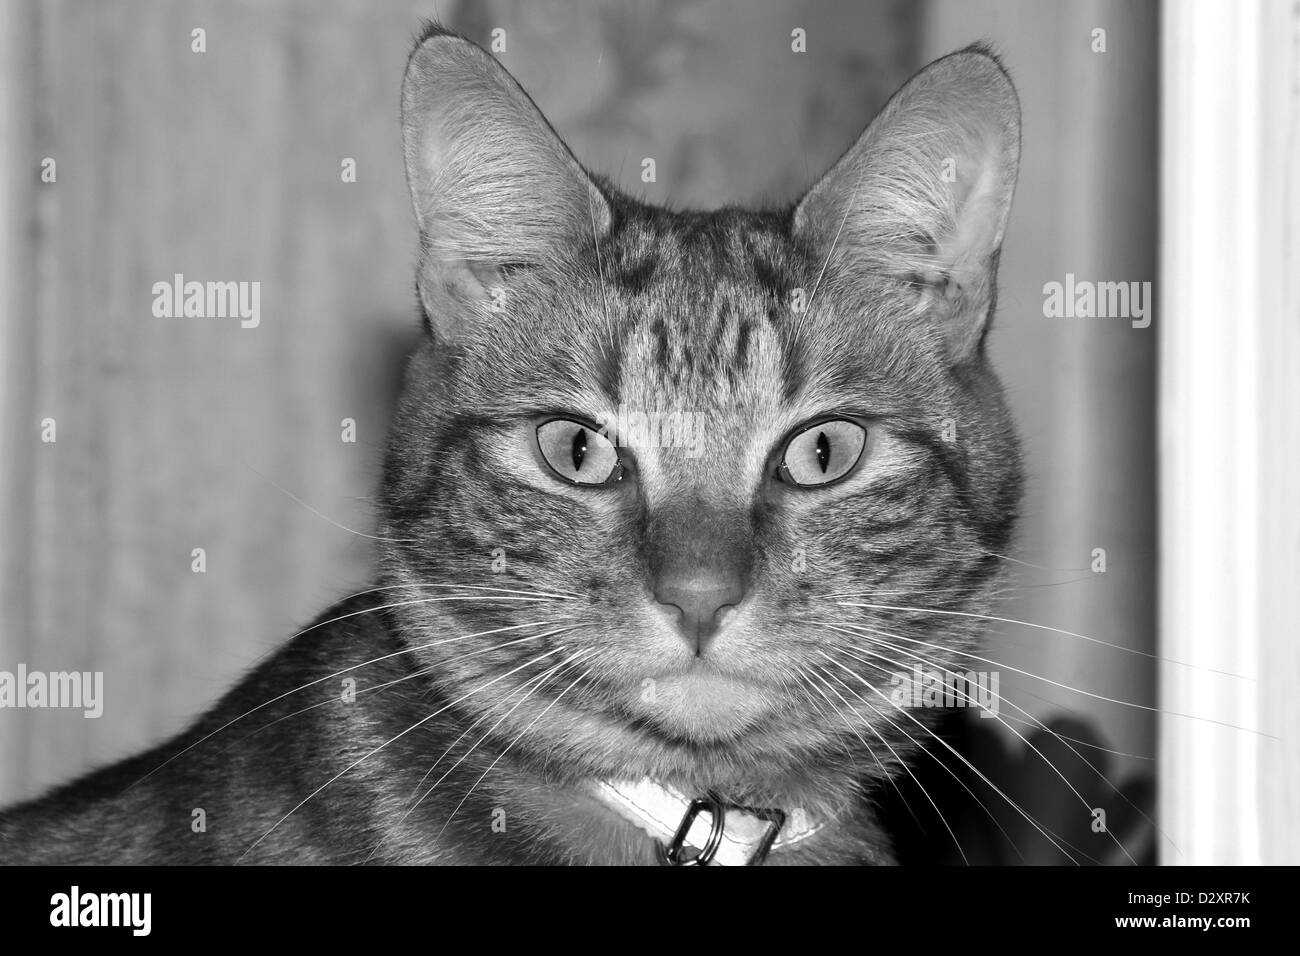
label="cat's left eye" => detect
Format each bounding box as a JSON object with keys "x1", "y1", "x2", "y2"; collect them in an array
[
  {"x1": 535, "y1": 418, "x2": 624, "y2": 487},
  {"x1": 777, "y1": 418, "x2": 867, "y2": 487}
]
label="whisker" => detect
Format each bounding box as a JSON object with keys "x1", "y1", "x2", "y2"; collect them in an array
[
  {"x1": 982, "y1": 712, "x2": 1154, "y2": 761},
  {"x1": 353, "y1": 582, "x2": 579, "y2": 600},
  {"x1": 213, "y1": 625, "x2": 587, "y2": 759},
  {"x1": 824, "y1": 638, "x2": 1138, "y2": 864},
  {"x1": 825, "y1": 576, "x2": 1093, "y2": 599},
  {"x1": 129, "y1": 612, "x2": 573, "y2": 788},
  {"x1": 821, "y1": 617, "x2": 1272, "y2": 738},
  {"x1": 406, "y1": 708, "x2": 496, "y2": 804},
  {"x1": 229, "y1": 581, "x2": 572, "y2": 673},
  {"x1": 836, "y1": 623, "x2": 1173, "y2": 855},
  {"x1": 435, "y1": 662, "x2": 595, "y2": 839},
  {"x1": 835, "y1": 600, "x2": 1251, "y2": 679},
  {"x1": 411, "y1": 650, "x2": 588, "y2": 801},
  {"x1": 364, "y1": 649, "x2": 593, "y2": 863},
  {"x1": 792, "y1": 667, "x2": 930, "y2": 840},
  {"x1": 842, "y1": 624, "x2": 1164, "y2": 767},
  {"x1": 814, "y1": 652, "x2": 1091, "y2": 865},
  {"x1": 245, "y1": 464, "x2": 419, "y2": 543},
  {"x1": 790, "y1": 666, "x2": 858, "y2": 763},
  {"x1": 810, "y1": 660, "x2": 1030, "y2": 864},
  {"x1": 212, "y1": 666, "x2": 436, "y2": 758},
  {"x1": 801, "y1": 665, "x2": 970, "y2": 865},
  {"x1": 237, "y1": 644, "x2": 576, "y2": 862},
  {"x1": 934, "y1": 545, "x2": 1092, "y2": 574}
]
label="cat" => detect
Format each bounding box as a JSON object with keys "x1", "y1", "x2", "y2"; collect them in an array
[{"x1": 0, "y1": 24, "x2": 1022, "y2": 865}]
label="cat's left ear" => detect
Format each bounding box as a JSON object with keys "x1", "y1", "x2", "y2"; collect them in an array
[
  {"x1": 793, "y1": 45, "x2": 1020, "y2": 362},
  {"x1": 401, "y1": 26, "x2": 611, "y2": 339}
]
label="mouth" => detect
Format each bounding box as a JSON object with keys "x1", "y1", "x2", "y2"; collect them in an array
[{"x1": 622, "y1": 667, "x2": 776, "y2": 742}]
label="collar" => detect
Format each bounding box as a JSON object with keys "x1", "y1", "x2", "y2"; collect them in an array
[{"x1": 588, "y1": 778, "x2": 825, "y2": 866}]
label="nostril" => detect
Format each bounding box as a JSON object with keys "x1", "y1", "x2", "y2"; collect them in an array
[{"x1": 653, "y1": 576, "x2": 746, "y2": 651}]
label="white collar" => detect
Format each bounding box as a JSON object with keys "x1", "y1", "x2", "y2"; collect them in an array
[{"x1": 589, "y1": 778, "x2": 825, "y2": 866}]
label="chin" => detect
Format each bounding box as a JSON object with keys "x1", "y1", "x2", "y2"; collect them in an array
[{"x1": 631, "y1": 670, "x2": 775, "y2": 743}]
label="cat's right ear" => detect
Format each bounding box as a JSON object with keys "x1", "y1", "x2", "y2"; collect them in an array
[
  {"x1": 401, "y1": 26, "x2": 611, "y2": 339},
  {"x1": 792, "y1": 46, "x2": 1020, "y2": 363}
]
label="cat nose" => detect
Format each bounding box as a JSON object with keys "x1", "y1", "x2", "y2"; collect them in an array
[
  {"x1": 653, "y1": 570, "x2": 747, "y2": 655},
  {"x1": 646, "y1": 499, "x2": 754, "y2": 655}
]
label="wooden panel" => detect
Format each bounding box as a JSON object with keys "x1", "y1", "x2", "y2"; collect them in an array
[
  {"x1": 1, "y1": 0, "x2": 432, "y2": 802},
  {"x1": 0, "y1": 0, "x2": 41, "y2": 798}
]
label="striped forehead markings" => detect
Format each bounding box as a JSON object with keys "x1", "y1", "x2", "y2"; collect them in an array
[{"x1": 590, "y1": 207, "x2": 813, "y2": 405}]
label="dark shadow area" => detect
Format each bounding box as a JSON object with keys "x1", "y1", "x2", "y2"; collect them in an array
[{"x1": 875, "y1": 712, "x2": 1157, "y2": 865}]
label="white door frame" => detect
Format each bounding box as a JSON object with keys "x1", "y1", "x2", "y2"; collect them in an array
[{"x1": 1159, "y1": 0, "x2": 1300, "y2": 865}]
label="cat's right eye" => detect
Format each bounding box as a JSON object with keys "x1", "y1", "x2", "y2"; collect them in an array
[
  {"x1": 775, "y1": 418, "x2": 868, "y2": 488},
  {"x1": 535, "y1": 418, "x2": 624, "y2": 487}
]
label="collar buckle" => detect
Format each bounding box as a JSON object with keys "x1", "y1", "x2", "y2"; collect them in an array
[{"x1": 655, "y1": 793, "x2": 787, "y2": 866}]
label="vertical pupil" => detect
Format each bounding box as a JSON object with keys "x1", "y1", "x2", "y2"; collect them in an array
[
  {"x1": 815, "y1": 431, "x2": 831, "y2": 473},
  {"x1": 571, "y1": 428, "x2": 588, "y2": 472}
]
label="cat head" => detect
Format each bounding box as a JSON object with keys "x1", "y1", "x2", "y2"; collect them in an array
[{"x1": 380, "y1": 24, "x2": 1023, "y2": 801}]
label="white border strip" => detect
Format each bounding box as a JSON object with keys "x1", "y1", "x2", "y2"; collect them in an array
[{"x1": 1159, "y1": 0, "x2": 1281, "y2": 864}]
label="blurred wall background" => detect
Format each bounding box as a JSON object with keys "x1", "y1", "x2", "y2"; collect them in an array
[{"x1": 0, "y1": 0, "x2": 1158, "y2": 861}]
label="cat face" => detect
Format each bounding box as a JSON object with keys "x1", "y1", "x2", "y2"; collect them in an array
[{"x1": 380, "y1": 27, "x2": 1022, "y2": 796}]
